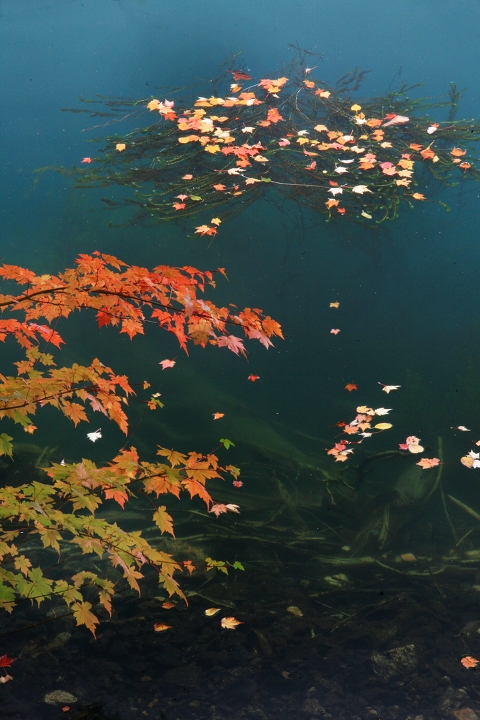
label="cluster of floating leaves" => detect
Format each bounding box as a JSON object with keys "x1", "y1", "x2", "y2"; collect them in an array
[
  {"x1": 325, "y1": 383, "x2": 442, "y2": 468},
  {"x1": 71, "y1": 63, "x2": 480, "y2": 230}
]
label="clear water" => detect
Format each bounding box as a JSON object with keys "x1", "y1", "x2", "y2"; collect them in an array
[{"x1": 2, "y1": 1, "x2": 480, "y2": 718}]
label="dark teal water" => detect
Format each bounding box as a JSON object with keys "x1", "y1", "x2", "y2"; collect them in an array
[{"x1": 3, "y1": 1, "x2": 480, "y2": 719}]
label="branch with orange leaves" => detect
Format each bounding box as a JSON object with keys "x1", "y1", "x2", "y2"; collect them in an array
[{"x1": 0, "y1": 251, "x2": 283, "y2": 354}]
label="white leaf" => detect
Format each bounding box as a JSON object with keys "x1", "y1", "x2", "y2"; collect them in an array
[
  {"x1": 328, "y1": 187, "x2": 343, "y2": 195},
  {"x1": 351, "y1": 184, "x2": 372, "y2": 194},
  {"x1": 374, "y1": 408, "x2": 392, "y2": 416},
  {"x1": 334, "y1": 166, "x2": 349, "y2": 174},
  {"x1": 380, "y1": 384, "x2": 400, "y2": 393},
  {"x1": 87, "y1": 429, "x2": 102, "y2": 443}
]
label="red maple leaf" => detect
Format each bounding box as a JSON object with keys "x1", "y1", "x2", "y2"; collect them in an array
[{"x1": 0, "y1": 655, "x2": 15, "y2": 668}]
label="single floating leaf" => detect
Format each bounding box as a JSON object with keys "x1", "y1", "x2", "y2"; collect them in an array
[
  {"x1": 221, "y1": 616, "x2": 243, "y2": 629},
  {"x1": 154, "y1": 623, "x2": 172, "y2": 632}
]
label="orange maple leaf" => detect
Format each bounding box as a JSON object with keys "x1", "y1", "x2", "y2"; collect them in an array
[
  {"x1": 416, "y1": 457, "x2": 441, "y2": 469},
  {"x1": 451, "y1": 147, "x2": 467, "y2": 157},
  {"x1": 345, "y1": 383, "x2": 358, "y2": 392},
  {"x1": 195, "y1": 225, "x2": 217, "y2": 237},
  {"x1": 461, "y1": 656, "x2": 480, "y2": 669},
  {"x1": 104, "y1": 488, "x2": 129, "y2": 509}
]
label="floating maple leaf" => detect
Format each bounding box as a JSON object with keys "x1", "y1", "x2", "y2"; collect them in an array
[
  {"x1": 248, "y1": 374, "x2": 260, "y2": 382},
  {"x1": 461, "y1": 656, "x2": 480, "y2": 669},
  {"x1": 87, "y1": 428, "x2": 102, "y2": 442},
  {"x1": 330, "y1": 329, "x2": 340, "y2": 335},
  {"x1": 399, "y1": 436, "x2": 424, "y2": 453},
  {"x1": 345, "y1": 383, "x2": 357, "y2": 392},
  {"x1": 0, "y1": 655, "x2": 15, "y2": 668},
  {"x1": 351, "y1": 185, "x2": 372, "y2": 194},
  {"x1": 195, "y1": 225, "x2": 217, "y2": 236},
  {"x1": 231, "y1": 70, "x2": 251, "y2": 81},
  {"x1": 209, "y1": 503, "x2": 228, "y2": 517},
  {"x1": 374, "y1": 408, "x2": 392, "y2": 416},
  {"x1": 159, "y1": 359, "x2": 176, "y2": 370},
  {"x1": 330, "y1": 301, "x2": 340, "y2": 308},
  {"x1": 213, "y1": 413, "x2": 224, "y2": 420},
  {"x1": 221, "y1": 616, "x2": 243, "y2": 629},
  {"x1": 379, "y1": 383, "x2": 400, "y2": 393},
  {"x1": 81, "y1": 157, "x2": 92, "y2": 164},
  {"x1": 416, "y1": 457, "x2": 441, "y2": 469}
]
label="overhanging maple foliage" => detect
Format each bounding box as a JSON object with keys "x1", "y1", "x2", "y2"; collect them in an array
[{"x1": 0, "y1": 252, "x2": 282, "y2": 635}]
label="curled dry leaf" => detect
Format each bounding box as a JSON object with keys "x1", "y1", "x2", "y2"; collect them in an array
[
  {"x1": 205, "y1": 608, "x2": 221, "y2": 617},
  {"x1": 287, "y1": 605, "x2": 303, "y2": 617},
  {"x1": 221, "y1": 616, "x2": 243, "y2": 629},
  {"x1": 154, "y1": 623, "x2": 172, "y2": 632},
  {"x1": 162, "y1": 601, "x2": 176, "y2": 609}
]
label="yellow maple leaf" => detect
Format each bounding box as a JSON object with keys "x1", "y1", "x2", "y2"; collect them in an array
[
  {"x1": 412, "y1": 193, "x2": 426, "y2": 200},
  {"x1": 204, "y1": 144, "x2": 221, "y2": 154},
  {"x1": 115, "y1": 143, "x2": 126, "y2": 152},
  {"x1": 350, "y1": 104, "x2": 362, "y2": 112},
  {"x1": 147, "y1": 99, "x2": 160, "y2": 111},
  {"x1": 211, "y1": 217, "x2": 221, "y2": 226},
  {"x1": 73, "y1": 601, "x2": 100, "y2": 636},
  {"x1": 329, "y1": 302, "x2": 340, "y2": 308}
]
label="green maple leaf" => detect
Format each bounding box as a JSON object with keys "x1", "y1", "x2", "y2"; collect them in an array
[
  {"x1": 220, "y1": 438, "x2": 235, "y2": 450},
  {"x1": 0, "y1": 434, "x2": 13, "y2": 458}
]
